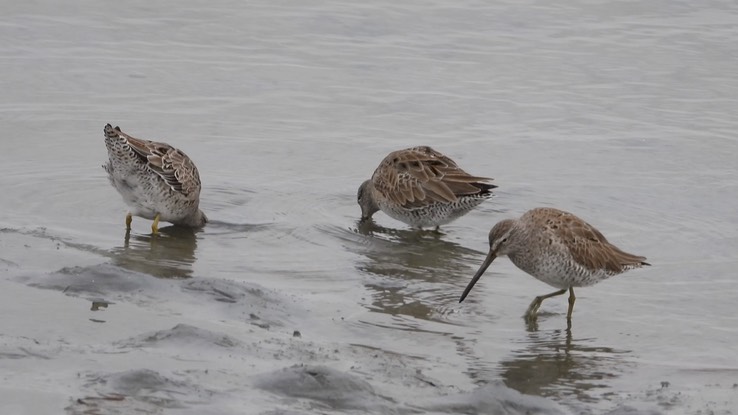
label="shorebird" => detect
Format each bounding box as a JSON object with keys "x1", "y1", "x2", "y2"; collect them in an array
[
  {"x1": 459, "y1": 207, "x2": 649, "y2": 322},
  {"x1": 357, "y1": 146, "x2": 496, "y2": 230},
  {"x1": 102, "y1": 124, "x2": 207, "y2": 233}
]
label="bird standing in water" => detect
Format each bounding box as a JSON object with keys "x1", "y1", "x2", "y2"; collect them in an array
[
  {"x1": 459, "y1": 207, "x2": 649, "y2": 323},
  {"x1": 357, "y1": 146, "x2": 496, "y2": 230},
  {"x1": 102, "y1": 124, "x2": 207, "y2": 233}
]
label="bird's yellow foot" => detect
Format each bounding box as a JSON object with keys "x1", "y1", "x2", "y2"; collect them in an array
[
  {"x1": 151, "y1": 213, "x2": 160, "y2": 234},
  {"x1": 125, "y1": 213, "x2": 132, "y2": 230}
]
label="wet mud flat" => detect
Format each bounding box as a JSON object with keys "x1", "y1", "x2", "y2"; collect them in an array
[
  {"x1": 0, "y1": 232, "x2": 570, "y2": 415},
  {"x1": 2, "y1": 228, "x2": 730, "y2": 415}
]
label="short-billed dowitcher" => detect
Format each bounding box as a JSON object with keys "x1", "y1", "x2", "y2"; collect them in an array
[
  {"x1": 459, "y1": 207, "x2": 649, "y2": 322},
  {"x1": 102, "y1": 124, "x2": 207, "y2": 233},
  {"x1": 357, "y1": 146, "x2": 496, "y2": 229}
]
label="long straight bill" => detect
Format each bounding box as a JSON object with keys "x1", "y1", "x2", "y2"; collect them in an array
[{"x1": 459, "y1": 250, "x2": 497, "y2": 303}]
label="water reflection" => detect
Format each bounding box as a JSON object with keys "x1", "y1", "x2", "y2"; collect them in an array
[
  {"x1": 109, "y1": 226, "x2": 200, "y2": 279},
  {"x1": 348, "y1": 219, "x2": 486, "y2": 323},
  {"x1": 353, "y1": 219, "x2": 483, "y2": 279},
  {"x1": 497, "y1": 328, "x2": 631, "y2": 403}
]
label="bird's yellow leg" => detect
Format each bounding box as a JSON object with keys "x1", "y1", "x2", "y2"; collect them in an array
[
  {"x1": 151, "y1": 213, "x2": 160, "y2": 234},
  {"x1": 125, "y1": 213, "x2": 133, "y2": 230},
  {"x1": 566, "y1": 287, "x2": 576, "y2": 321},
  {"x1": 525, "y1": 288, "x2": 567, "y2": 320}
]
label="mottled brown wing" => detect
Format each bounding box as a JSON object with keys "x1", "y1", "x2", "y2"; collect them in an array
[
  {"x1": 556, "y1": 211, "x2": 648, "y2": 274},
  {"x1": 121, "y1": 131, "x2": 202, "y2": 198},
  {"x1": 371, "y1": 146, "x2": 492, "y2": 208}
]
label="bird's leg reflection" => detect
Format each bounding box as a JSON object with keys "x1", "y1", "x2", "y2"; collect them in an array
[
  {"x1": 427, "y1": 227, "x2": 444, "y2": 238},
  {"x1": 564, "y1": 327, "x2": 572, "y2": 351},
  {"x1": 501, "y1": 323, "x2": 627, "y2": 402},
  {"x1": 112, "y1": 224, "x2": 199, "y2": 279},
  {"x1": 430, "y1": 225, "x2": 447, "y2": 236}
]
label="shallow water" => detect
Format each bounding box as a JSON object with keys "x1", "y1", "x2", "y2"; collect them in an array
[{"x1": 2, "y1": 0, "x2": 738, "y2": 414}]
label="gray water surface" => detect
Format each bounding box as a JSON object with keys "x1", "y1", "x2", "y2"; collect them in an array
[{"x1": 1, "y1": 0, "x2": 737, "y2": 414}]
